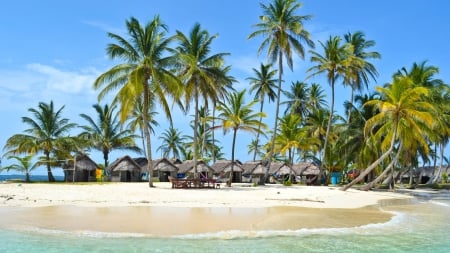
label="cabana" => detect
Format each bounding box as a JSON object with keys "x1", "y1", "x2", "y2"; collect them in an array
[
  {"x1": 293, "y1": 162, "x2": 321, "y2": 185},
  {"x1": 176, "y1": 160, "x2": 214, "y2": 179},
  {"x1": 106, "y1": 155, "x2": 141, "y2": 182},
  {"x1": 241, "y1": 161, "x2": 269, "y2": 183},
  {"x1": 269, "y1": 162, "x2": 294, "y2": 183},
  {"x1": 63, "y1": 154, "x2": 98, "y2": 182},
  {"x1": 211, "y1": 160, "x2": 243, "y2": 183}
]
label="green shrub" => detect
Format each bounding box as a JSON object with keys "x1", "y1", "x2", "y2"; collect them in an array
[
  {"x1": 442, "y1": 172, "x2": 448, "y2": 183},
  {"x1": 283, "y1": 180, "x2": 292, "y2": 186}
]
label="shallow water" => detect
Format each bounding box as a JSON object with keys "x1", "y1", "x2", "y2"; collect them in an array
[{"x1": 1, "y1": 197, "x2": 449, "y2": 253}]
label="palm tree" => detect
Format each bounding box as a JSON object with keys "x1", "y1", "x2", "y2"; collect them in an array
[
  {"x1": 343, "y1": 31, "x2": 380, "y2": 121},
  {"x1": 126, "y1": 95, "x2": 159, "y2": 155},
  {"x1": 157, "y1": 127, "x2": 186, "y2": 159},
  {"x1": 248, "y1": 0, "x2": 314, "y2": 183},
  {"x1": 342, "y1": 76, "x2": 435, "y2": 191},
  {"x1": 247, "y1": 63, "x2": 277, "y2": 161},
  {"x1": 273, "y1": 114, "x2": 316, "y2": 181},
  {"x1": 307, "y1": 83, "x2": 328, "y2": 111},
  {"x1": 214, "y1": 90, "x2": 267, "y2": 186},
  {"x1": 172, "y1": 23, "x2": 231, "y2": 177},
  {"x1": 395, "y1": 61, "x2": 447, "y2": 183},
  {"x1": 308, "y1": 35, "x2": 357, "y2": 181},
  {"x1": 93, "y1": 16, "x2": 181, "y2": 187},
  {"x1": 3, "y1": 101, "x2": 77, "y2": 182},
  {"x1": 1, "y1": 155, "x2": 38, "y2": 182},
  {"x1": 282, "y1": 81, "x2": 310, "y2": 118},
  {"x1": 79, "y1": 103, "x2": 141, "y2": 168}
]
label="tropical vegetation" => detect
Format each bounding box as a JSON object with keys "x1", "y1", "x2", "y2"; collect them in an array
[{"x1": 1, "y1": 0, "x2": 448, "y2": 192}]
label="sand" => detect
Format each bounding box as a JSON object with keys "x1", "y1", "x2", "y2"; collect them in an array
[{"x1": 0, "y1": 182, "x2": 414, "y2": 236}]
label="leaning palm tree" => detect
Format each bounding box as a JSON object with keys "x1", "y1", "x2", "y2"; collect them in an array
[
  {"x1": 308, "y1": 35, "x2": 357, "y2": 181},
  {"x1": 248, "y1": 0, "x2": 314, "y2": 183},
  {"x1": 247, "y1": 63, "x2": 277, "y2": 161},
  {"x1": 342, "y1": 76, "x2": 435, "y2": 191},
  {"x1": 214, "y1": 90, "x2": 268, "y2": 186},
  {"x1": 3, "y1": 101, "x2": 77, "y2": 182},
  {"x1": 172, "y1": 23, "x2": 231, "y2": 177},
  {"x1": 1, "y1": 155, "x2": 39, "y2": 182},
  {"x1": 79, "y1": 103, "x2": 141, "y2": 168},
  {"x1": 93, "y1": 16, "x2": 181, "y2": 187}
]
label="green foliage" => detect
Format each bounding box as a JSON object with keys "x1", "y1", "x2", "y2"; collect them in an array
[
  {"x1": 283, "y1": 180, "x2": 293, "y2": 186},
  {"x1": 442, "y1": 172, "x2": 448, "y2": 183}
]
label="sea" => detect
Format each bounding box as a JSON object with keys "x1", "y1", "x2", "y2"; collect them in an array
[{"x1": 1, "y1": 175, "x2": 449, "y2": 252}]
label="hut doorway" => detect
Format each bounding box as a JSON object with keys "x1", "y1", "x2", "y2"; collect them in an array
[{"x1": 121, "y1": 171, "x2": 131, "y2": 182}]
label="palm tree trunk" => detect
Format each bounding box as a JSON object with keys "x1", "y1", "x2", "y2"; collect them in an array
[
  {"x1": 143, "y1": 78, "x2": 154, "y2": 187},
  {"x1": 193, "y1": 84, "x2": 199, "y2": 178},
  {"x1": 45, "y1": 152, "x2": 55, "y2": 182},
  {"x1": 253, "y1": 99, "x2": 264, "y2": 161},
  {"x1": 430, "y1": 142, "x2": 445, "y2": 184},
  {"x1": 263, "y1": 52, "x2": 283, "y2": 184},
  {"x1": 212, "y1": 103, "x2": 216, "y2": 163},
  {"x1": 229, "y1": 128, "x2": 237, "y2": 187},
  {"x1": 320, "y1": 75, "x2": 335, "y2": 185},
  {"x1": 361, "y1": 147, "x2": 401, "y2": 191},
  {"x1": 342, "y1": 124, "x2": 398, "y2": 191},
  {"x1": 347, "y1": 87, "x2": 354, "y2": 123}
]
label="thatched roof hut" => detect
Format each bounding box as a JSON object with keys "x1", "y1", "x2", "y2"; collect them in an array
[
  {"x1": 211, "y1": 160, "x2": 243, "y2": 183},
  {"x1": 63, "y1": 154, "x2": 98, "y2": 182},
  {"x1": 269, "y1": 162, "x2": 293, "y2": 175},
  {"x1": 242, "y1": 161, "x2": 268, "y2": 176},
  {"x1": 176, "y1": 160, "x2": 214, "y2": 177},
  {"x1": 107, "y1": 155, "x2": 142, "y2": 182},
  {"x1": 292, "y1": 162, "x2": 320, "y2": 176}
]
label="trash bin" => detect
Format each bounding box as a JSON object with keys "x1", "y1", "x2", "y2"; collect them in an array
[{"x1": 331, "y1": 172, "x2": 341, "y2": 185}]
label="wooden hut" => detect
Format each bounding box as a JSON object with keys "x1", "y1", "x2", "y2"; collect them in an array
[
  {"x1": 151, "y1": 158, "x2": 179, "y2": 182},
  {"x1": 211, "y1": 160, "x2": 243, "y2": 183},
  {"x1": 269, "y1": 162, "x2": 294, "y2": 183},
  {"x1": 176, "y1": 160, "x2": 214, "y2": 178},
  {"x1": 293, "y1": 162, "x2": 320, "y2": 185},
  {"x1": 63, "y1": 154, "x2": 98, "y2": 182},
  {"x1": 107, "y1": 155, "x2": 142, "y2": 182},
  {"x1": 241, "y1": 161, "x2": 269, "y2": 183}
]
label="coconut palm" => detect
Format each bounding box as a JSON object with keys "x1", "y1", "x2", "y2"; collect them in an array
[
  {"x1": 1, "y1": 155, "x2": 38, "y2": 182},
  {"x1": 214, "y1": 90, "x2": 267, "y2": 186},
  {"x1": 3, "y1": 101, "x2": 77, "y2": 182},
  {"x1": 172, "y1": 22, "x2": 231, "y2": 177},
  {"x1": 343, "y1": 31, "x2": 380, "y2": 121},
  {"x1": 247, "y1": 63, "x2": 277, "y2": 161},
  {"x1": 157, "y1": 126, "x2": 186, "y2": 160},
  {"x1": 79, "y1": 104, "x2": 141, "y2": 168},
  {"x1": 248, "y1": 0, "x2": 314, "y2": 183},
  {"x1": 282, "y1": 81, "x2": 310, "y2": 119},
  {"x1": 93, "y1": 16, "x2": 181, "y2": 187},
  {"x1": 125, "y1": 95, "x2": 159, "y2": 155},
  {"x1": 342, "y1": 76, "x2": 435, "y2": 191},
  {"x1": 308, "y1": 35, "x2": 358, "y2": 180},
  {"x1": 273, "y1": 114, "x2": 317, "y2": 181},
  {"x1": 307, "y1": 83, "x2": 328, "y2": 111}
]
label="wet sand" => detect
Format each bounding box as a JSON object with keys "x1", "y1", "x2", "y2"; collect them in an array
[
  {"x1": 0, "y1": 182, "x2": 415, "y2": 236},
  {"x1": 0, "y1": 205, "x2": 393, "y2": 236}
]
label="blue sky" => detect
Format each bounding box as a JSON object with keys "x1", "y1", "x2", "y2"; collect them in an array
[{"x1": 1, "y1": 0, "x2": 449, "y2": 174}]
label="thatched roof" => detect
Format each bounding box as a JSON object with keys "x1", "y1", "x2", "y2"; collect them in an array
[
  {"x1": 292, "y1": 162, "x2": 320, "y2": 176},
  {"x1": 176, "y1": 160, "x2": 213, "y2": 174},
  {"x1": 152, "y1": 158, "x2": 179, "y2": 172},
  {"x1": 63, "y1": 154, "x2": 97, "y2": 171},
  {"x1": 107, "y1": 155, "x2": 141, "y2": 172},
  {"x1": 270, "y1": 162, "x2": 295, "y2": 175},
  {"x1": 242, "y1": 161, "x2": 269, "y2": 175},
  {"x1": 211, "y1": 160, "x2": 243, "y2": 173}
]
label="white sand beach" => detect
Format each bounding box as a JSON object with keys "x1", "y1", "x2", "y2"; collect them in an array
[
  {"x1": 0, "y1": 182, "x2": 414, "y2": 236},
  {"x1": 0, "y1": 182, "x2": 411, "y2": 208}
]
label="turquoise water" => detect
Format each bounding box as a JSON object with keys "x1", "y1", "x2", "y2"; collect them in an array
[{"x1": 1, "y1": 197, "x2": 449, "y2": 253}]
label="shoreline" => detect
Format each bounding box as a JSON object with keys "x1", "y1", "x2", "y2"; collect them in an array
[{"x1": 0, "y1": 182, "x2": 418, "y2": 236}]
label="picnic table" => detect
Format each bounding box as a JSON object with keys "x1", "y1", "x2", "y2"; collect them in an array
[{"x1": 169, "y1": 177, "x2": 218, "y2": 189}]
